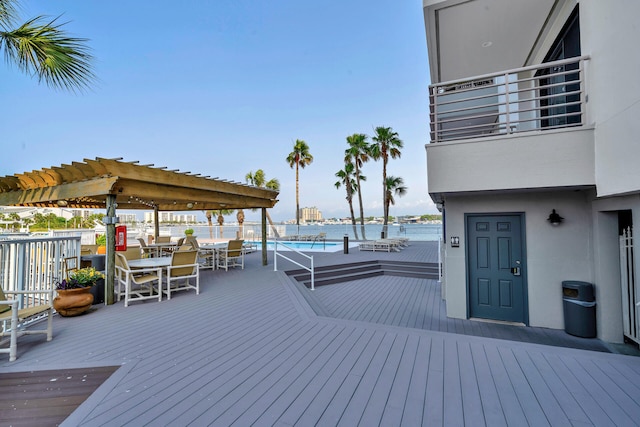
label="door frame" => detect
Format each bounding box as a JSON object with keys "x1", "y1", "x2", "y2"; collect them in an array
[{"x1": 465, "y1": 212, "x2": 529, "y2": 325}]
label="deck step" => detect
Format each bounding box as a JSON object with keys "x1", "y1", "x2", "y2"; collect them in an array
[{"x1": 286, "y1": 260, "x2": 439, "y2": 288}]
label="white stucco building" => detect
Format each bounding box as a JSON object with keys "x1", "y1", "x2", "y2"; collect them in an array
[{"x1": 423, "y1": 0, "x2": 640, "y2": 343}]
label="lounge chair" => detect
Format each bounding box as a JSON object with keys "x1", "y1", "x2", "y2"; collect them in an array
[
  {"x1": 0, "y1": 287, "x2": 53, "y2": 361},
  {"x1": 377, "y1": 239, "x2": 404, "y2": 251},
  {"x1": 358, "y1": 240, "x2": 398, "y2": 252},
  {"x1": 164, "y1": 251, "x2": 199, "y2": 300},
  {"x1": 115, "y1": 253, "x2": 162, "y2": 307},
  {"x1": 217, "y1": 239, "x2": 245, "y2": 271},
  {"x1": 243, "y1": 242, "x2": 257, "y2": 253}
]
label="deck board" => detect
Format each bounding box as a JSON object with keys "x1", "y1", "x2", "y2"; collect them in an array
[{"x1": 1, "y1": 242, "x2": 640, "y2": 426}]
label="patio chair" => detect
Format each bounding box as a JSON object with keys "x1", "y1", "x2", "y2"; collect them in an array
[
  {"x1": 122, "y1": 247, "x2": 143, "y2": 260},
  {"x1": 63, "y1": 256, "x2": 79, "y2": 278},
  {"x1": 81, "y1": 244, "x2": 98, "y2": 255},
  {"x1": 137, "y1": 238, "x2": 156, "y2": 258},
  {"x1": 185, "y1": 236, "x2": 216, "y2": 270},
  {"x1": 156, "y1": 236, "x2": 171, "y2": 244},
  {"x1": 164, "y1": 250, "x2": 199, "y2": 300},
  {"x1": 217, "y1": 239, "x2": 245, "y2": 271},
  {"x1": 115, "y1": 253, "x2": 162, "y2": 307},
  {"x1": 0, "y1": 287, "x2": 54, "y2": 362}
]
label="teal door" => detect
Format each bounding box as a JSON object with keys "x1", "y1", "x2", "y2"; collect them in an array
[{"x1": 467, "y1": 214, "x2": 527, "y2": 324}]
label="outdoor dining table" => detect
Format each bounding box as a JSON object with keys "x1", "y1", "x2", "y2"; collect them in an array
[
  {"x1": 198, "y1": 242, "x2": 228, "y2": 269},
  {"x1": 146, "y1": 243, "x2": 178, "y2": 257},
  {"x1": 127, "y1": 257, "x2": 172, "y2": 269}
]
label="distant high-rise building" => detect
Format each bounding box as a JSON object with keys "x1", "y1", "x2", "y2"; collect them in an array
[{"x1": 299, "y1": 207, "x2": 322, "y2": 222}]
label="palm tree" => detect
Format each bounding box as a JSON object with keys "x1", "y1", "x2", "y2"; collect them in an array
[
  {"x1": 345, "y1": 133, "x2": 370, "y2": 239},
  {"x1": 370, "y1": 126, "x2": 403, "y2": 237},
  {"x1": 245, "y1": 169, "x2": 281, "y2": 238},
  {"x1": 384, "y1": 176, "x2": 408, "y2": 226},
  {"x1": 286, "y1": 139, "x2": 313, "y2": 233},
  {"x1": 335, "y1": 161, "x2": 359, "y2": 240},
  {"x1": 215, "y1": 209, "x2": 234, "y2": 238},
  {"x1": 0, "y1": 0, "x2": 94, "y2": 91},
  {"x1": 205, "y1": 210, "x2": 214, "y2": 238}
]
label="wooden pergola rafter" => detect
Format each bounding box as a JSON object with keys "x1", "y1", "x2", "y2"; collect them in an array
[
  {"x1": 0, "y1": 157, "x2": 279, "y2": 304},
  {"x1": 0, "y1": 157, "x2": 278, "y2": 212}
]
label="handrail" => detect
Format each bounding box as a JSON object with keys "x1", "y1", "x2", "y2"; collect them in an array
[
  {"x1": 432, "y1": 55, "x2": 590, "y2": 89},
  {"x1": 0, "y1": 235, "x2": 81, "y2": 316},
  {"x1": 429, "y1": 55, "x2": 590, "y2": 143},
  {"x1": 273, "y1": 241, "x2": 315, "y2": 290},
  {"x1": 309, "y1": 234, "x2": 326, "y2": 250}
]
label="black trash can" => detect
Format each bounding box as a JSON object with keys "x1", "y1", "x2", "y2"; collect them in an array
[
  {"x1": 81, "y1": 255, "x2": 106, "y2": 305},
  {"x1": 562, "y1": 280, "x2": 596, "y2": 338}
]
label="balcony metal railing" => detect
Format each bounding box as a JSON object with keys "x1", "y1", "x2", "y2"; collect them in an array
[{"x1": 429, "y1": 56, "x2": 590, "y2": 143}]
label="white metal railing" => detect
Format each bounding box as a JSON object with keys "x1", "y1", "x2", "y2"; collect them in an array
[
  {"x1": 273, "y1": 241, "x2": 315, "y2": 290},
  {"x1": 0, "y1": 236, "x2": 81, "y2": 305},
  {"x1": 620, "y1": 226, "x2": 638, "y2": 344},
  {"x1": 429, "y1": 55, "x2": 590, "y2": 143},
  {"x1": 438, "y1": 237, "x2": 442, "y2": 282}
]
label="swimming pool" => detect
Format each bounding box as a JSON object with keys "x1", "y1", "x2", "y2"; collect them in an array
[{"x1": 248, "y1": 240, "x2": 352, "y2": 252}]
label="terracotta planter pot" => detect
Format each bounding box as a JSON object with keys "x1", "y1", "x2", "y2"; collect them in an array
[
  {"x1": 97, "y1": 245, "x2": 106, "y2": 254},
  {"x1": 53, "y1": 287, "x2": 94, "y2": 316}
]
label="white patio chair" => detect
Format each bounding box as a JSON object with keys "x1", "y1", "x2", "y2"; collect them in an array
[
  {"x1": 0, "y1": 287, "x2": 54, "y2": 362},
  {"x1": 216, "y1": 239, "x2": 245, "y2": 271},
  {"x1": 164, "y1": 250, "x2": 199, "y2": 300},
  {"x1": 136, "y1": 238, "x2": 155, "y2": 258},
  {"x1": 185, "y1": 236, "x2": 216, "y2": 270},
  {"x1": 115, "y1": 253, "x2": 162, "y2": 307}
]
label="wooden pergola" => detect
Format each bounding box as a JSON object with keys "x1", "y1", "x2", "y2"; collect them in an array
[{"x1": 0, "y1": 157, "x2": 279, "y2": 303}]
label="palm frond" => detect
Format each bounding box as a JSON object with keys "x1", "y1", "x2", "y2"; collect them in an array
[
  {"x1": 0, "y1": 0, "x2": 18, "y2": 29},
  {"x1": 1, "y1": 14, "x2": 94, "y2": 92}
]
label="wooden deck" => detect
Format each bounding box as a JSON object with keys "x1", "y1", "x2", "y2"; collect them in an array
[{"x1": 2, "y1": 242, "x2": 640, "y2": 426}]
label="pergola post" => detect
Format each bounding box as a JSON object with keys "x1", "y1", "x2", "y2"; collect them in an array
[
  {"x1": 154, "y1": 206, "x2": 160, "y2": 242},
  {"x1": 105, "y1": 194, "x2": 116, "y2": 305},
  {"x1": 262, "y1": 208, "x2": 267, "y2": 266}
]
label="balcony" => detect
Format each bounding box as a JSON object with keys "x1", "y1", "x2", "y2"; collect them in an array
[
  {"x1": 426, "y1": 56, "x2": 595, "y2": 197},
  {"x1": 429, "y1": 56, "x2": 590, "y2": 142}
]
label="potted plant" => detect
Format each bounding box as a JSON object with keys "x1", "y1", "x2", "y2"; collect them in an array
[
  {"x1": 184, "y1": 228, "x2": 194, "y2": 236},
  {"x1": 96, "y1": 234, "x2": 107, "y2": 254},
  {"x1": 53, "y1": 267, "x2": 105, "y2": 316}
]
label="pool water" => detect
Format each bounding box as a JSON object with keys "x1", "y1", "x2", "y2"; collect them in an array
[{"x1": 248, "y1": 240, "x2": 349, "y2": 252}]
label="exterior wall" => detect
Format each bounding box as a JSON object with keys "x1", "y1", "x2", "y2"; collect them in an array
[
  {"x1": 426, "y1": 0, "x2": 640, "y2": 343},
  {"x1": 591, "y1": 195, "x2": 640, "y2": 343},
  {"x1": 581, "y1": 0, "x2": 640, "y2": 197},
  {"x1": 426, "y1": 127, "x2": 594, "y2": 194},
  {"x1": 442, "y1": 190, "x2": 594, "y2": 330}
]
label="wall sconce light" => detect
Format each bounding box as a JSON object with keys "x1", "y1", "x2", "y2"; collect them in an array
[{"x1": 547, "y1": 209, "x2": 564, "y2": 226}]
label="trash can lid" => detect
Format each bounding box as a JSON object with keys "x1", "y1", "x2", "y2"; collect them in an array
[{"x1": 562, "y1": 280, "x2": 595, "y2": 301}]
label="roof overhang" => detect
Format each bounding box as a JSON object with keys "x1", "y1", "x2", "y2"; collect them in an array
[
  {"x1": 423, "y1": 0, "x2": 563, "y2": 83},
  {"x1": 0, "y1": 158, "x2": 279, "y2": 212}
]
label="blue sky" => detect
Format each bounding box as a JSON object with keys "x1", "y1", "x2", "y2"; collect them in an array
[{"x1": 1, "y1": 0, "x2": 434, "y2": 222}]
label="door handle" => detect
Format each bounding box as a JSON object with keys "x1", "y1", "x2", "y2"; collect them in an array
[{"x1": 511, "y1": 260, "x2": 521, "y2": 276}]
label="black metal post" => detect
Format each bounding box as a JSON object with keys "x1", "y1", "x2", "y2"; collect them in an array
[{"x1": 344, "y1": 234, "x2": 349, "y2": 254}]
